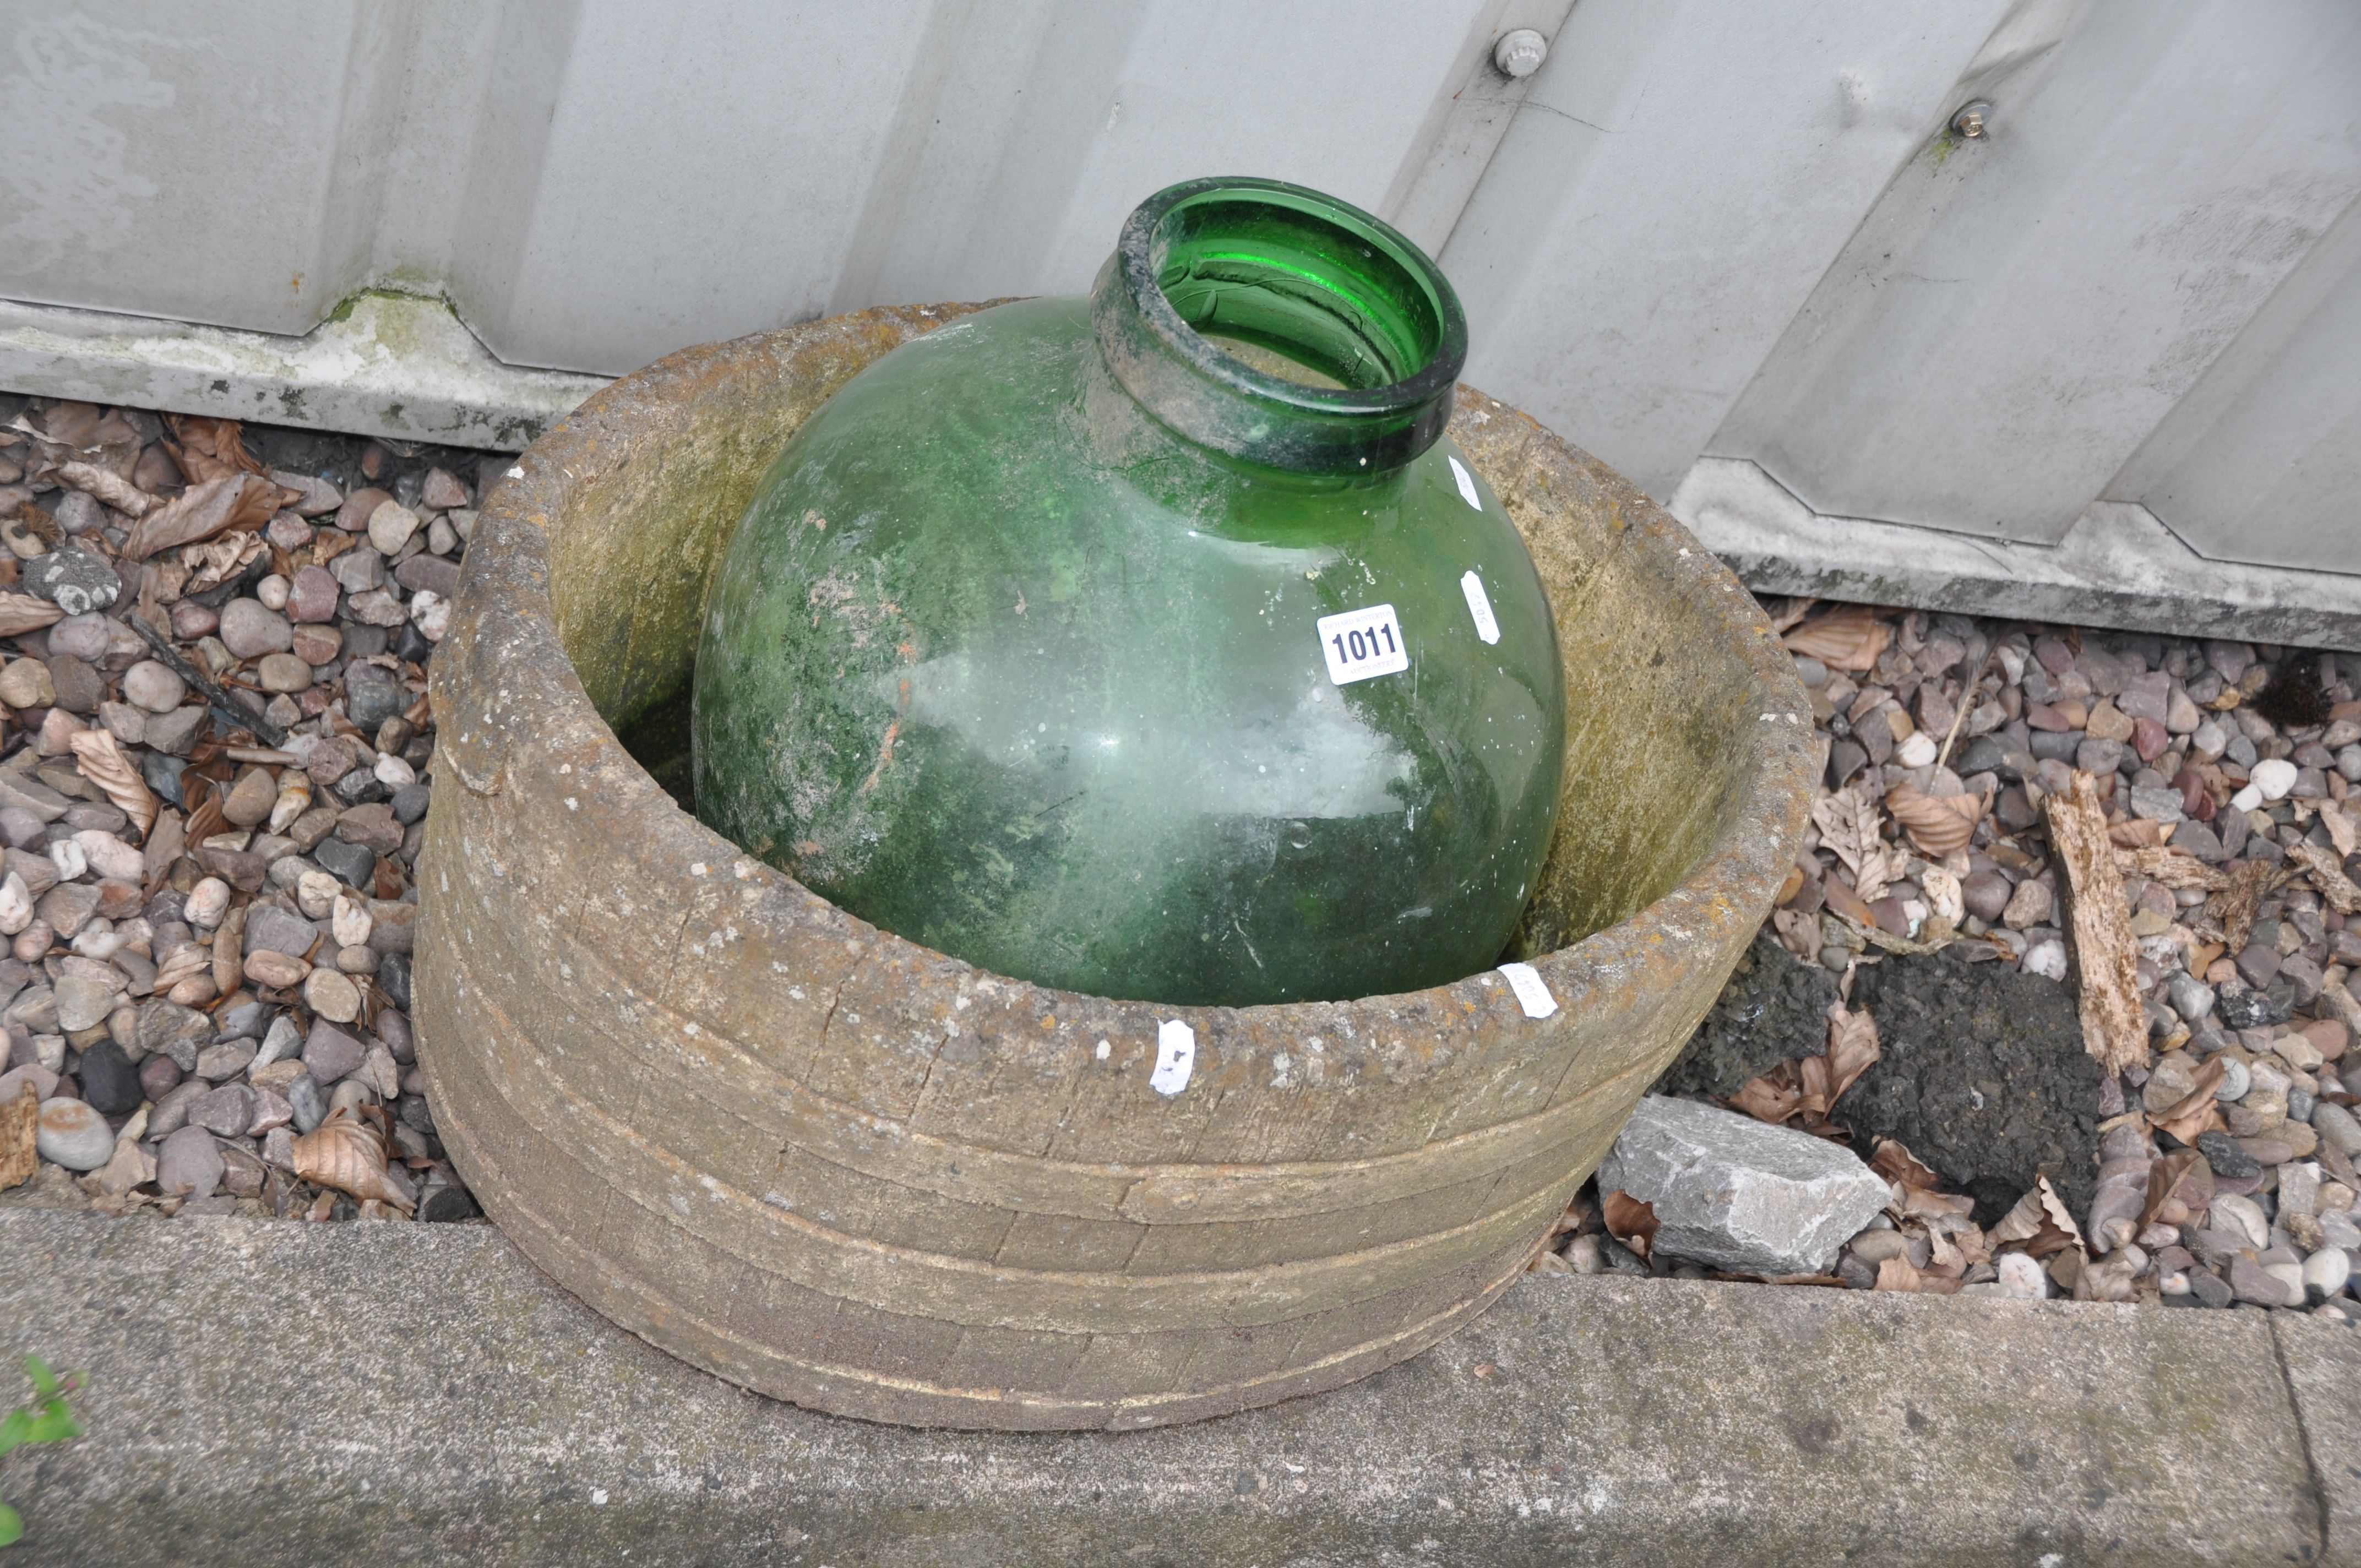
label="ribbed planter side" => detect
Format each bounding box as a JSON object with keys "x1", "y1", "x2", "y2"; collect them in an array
[{"x1": 416, "y1": 305, "x2": 1816, "y2": 1430}]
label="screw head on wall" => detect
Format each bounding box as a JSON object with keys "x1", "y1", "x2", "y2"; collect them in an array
[
  {"x1": 1951, "y1": 100, "x2": 1992, "y2": 139},
  {"x1": 1493, "y1": 29, "x2": 1548, "y2": 79}
]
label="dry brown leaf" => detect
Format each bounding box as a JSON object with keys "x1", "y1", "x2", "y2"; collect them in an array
[
  {"x1": 181, "y1": 532, "x2": 267, "y2": 594},
  {"x1": 120, "y1": 471, "x2": 288, "y2": 563},
  {"x1": 55, "y1": 459, "x2": 157, "y2": 517},
  {"x1": 162, "y1": 413, "x2": 266, "y2": 482},
  {"x1": 2288, "y1": 840, "x2": 2361, "y2": 916},
  {"x1": 1884, "y1": 782, "x2": 1983, "y2": 859},
  {"x1": 1802, "y1": 1001, "x2": 1881, "y2": 1109},
  {"x1": 2323, "y1": 803, "x2": 2359, "y2": 860},
  {"x1": 1989, "y1": 1175, "x2": 2085, "y2": 1260},
  {"x1": 0, "y1": 1079, "x2": 36, "y2": 1192},
  {"x1": 1601, "y1": 1188, "x2": 1657, "y2": 1261},
  {"x1": 1812, "y1": 785, "x2": 1902, "y2": 904},
  {"x1": 1767, "y1": 596, "x2": 1818, "y2": 634},
  {"x1": 1770, "y1": 907, "x2": 1823, "y2": 963},
  {"x1": 1731, "y1": 1067, "x2": 1807, "y2": 1125},
  {"x1": 1784, "y1": 605, "x2": 1892, "y2": 673},
  {"x1": 1874, "y1": 1254, "x2": 1927, "y2": 1293},
  {"x1": 1872, "y1": 1137, "x2": 1944, "y2": 1191},
  {"x1": 66, "y1": 728, "x2": 158, "y2": 839},
  {"x1": 0, "y1": 591, "x2": 63, "y2": 637},
  {"x1": 291, "y1": 1107, "x2": 415, "y2": 1211},
  {"x1": 2152, "y1": 1056, "x2": 2228, "y2": 1146},
  {"x1": 2140, "y1": 1147, "x2": 2216, "y2": 1231}
]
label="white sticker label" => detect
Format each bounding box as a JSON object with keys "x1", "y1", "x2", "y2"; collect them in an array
[
  {"x1": 1460, "y1": 570, "x2": 1500, "y2": 645},
  {"x1": 1151, "y1": 1020, "x2": 1195, "y2": 1096},
  {"x1": 1498, "y1": 962, "x2": 1557, "y2": 1019},
  {"x1": 1316, "y1": 603, "x2": 1410, "y2": 685},
  {"x1": 1448, "y1": 455, "x2": 1483, "y2": 511}
]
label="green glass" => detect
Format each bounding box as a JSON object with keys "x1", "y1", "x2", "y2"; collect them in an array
[{"x1": 693, "y1": 177, "x2": 1566, "y2": 1005}]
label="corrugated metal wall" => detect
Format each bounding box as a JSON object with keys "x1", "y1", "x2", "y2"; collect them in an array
[{"x1": 2, "y1": 0, "x2": 2355, "y2": 587}]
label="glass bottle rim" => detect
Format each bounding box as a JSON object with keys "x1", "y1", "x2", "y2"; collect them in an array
[{"x1": 1091, "y1": 177, "x2": 1469, "y2": 475}]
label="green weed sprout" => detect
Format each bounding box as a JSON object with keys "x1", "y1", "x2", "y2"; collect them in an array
[{"x1": 0, "y1": 1355, "x2": 86, "y2": 1547}]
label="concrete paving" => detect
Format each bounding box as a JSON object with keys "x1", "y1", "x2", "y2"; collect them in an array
[{"x1": 0, "y1": 1210, "x2": 2351, "y2": 1566}]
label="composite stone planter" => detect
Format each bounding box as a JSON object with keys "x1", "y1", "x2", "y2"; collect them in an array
[{"x1": 415, "y1": 303, "x2": 1816, "y2": 1430}]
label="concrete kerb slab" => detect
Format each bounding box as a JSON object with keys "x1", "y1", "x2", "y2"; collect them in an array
[
  {"x1": 0, "y1": 1211, "x2": 2347, "y2": 1566},
  {"x1": 1672, "y1": 455, "x2": 2361, "y2": 653},
  {"x1": 0, "y1": 294, "x2": 608, "y2": 453}
]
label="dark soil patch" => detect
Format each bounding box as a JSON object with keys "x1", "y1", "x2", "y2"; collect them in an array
[
  {"x1": 1653, "y1": 932, "x2": 1838, "y2": 1100},
  {"x1": 1838, "y1": 951, "x2": 2109, "y2": 1219}
]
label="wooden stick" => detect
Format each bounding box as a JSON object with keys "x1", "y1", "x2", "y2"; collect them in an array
[{"x1": 2044, "y1": 769, "x2": 2149, "y2": 1076}]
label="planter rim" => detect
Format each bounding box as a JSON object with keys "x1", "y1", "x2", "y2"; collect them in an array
[{"x1": 435, "y1": 304, "x2": 1818, "y2": 1053}]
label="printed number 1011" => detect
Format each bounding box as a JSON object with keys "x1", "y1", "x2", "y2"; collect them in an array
[{"x1": 1316, "y1": 603, "x2": 1410, "y2": 685}]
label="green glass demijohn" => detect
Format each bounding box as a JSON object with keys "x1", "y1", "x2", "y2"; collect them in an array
[{"x1": 692, "y1": 177, "x2": 1566, "y2": 1006}]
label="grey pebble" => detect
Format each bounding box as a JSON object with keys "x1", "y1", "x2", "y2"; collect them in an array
[
  {"x1": 34, "y1": 1096, "x2": 114, "y2": 1170},
  {"x1": 302, "y1": 1020, "x2": 365, "y2": 1084},
  {"x1": 286, "y1": 1073, "x2": 327, "y2": 1135},
  {"x1": 155, "y1": 1124, "x2": 225, "y2": 1197}
]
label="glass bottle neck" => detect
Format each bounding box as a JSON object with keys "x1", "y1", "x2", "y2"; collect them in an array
[{"x1": 1089, "y1": 178, "x2": 1467, "y2": 478}]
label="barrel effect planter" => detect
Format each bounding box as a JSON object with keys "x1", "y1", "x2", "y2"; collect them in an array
[{"x1": 416, "y1": 304, "x2": 1816, "y2": 1430}]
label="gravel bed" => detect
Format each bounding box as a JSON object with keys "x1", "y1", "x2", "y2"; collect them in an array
[
  {"x1": 0, "y1": 396, "x2": 481, "y2": 1223},
  {"x1": 3, "y1": 394, "x2": 2354, "y2": 1332},
  {"x1": 1542, "y1": 602, "x2": 2361, "y2": 1319}
]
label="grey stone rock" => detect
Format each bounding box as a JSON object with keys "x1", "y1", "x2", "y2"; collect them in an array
[
  {"x1": 362, "y1": 900, "x2": 415, "y2": 956},
  {"x1": 314, "y1": 836, "x2": 377, "y2": 888},
  {"x1": 34, "y1": 1097, "x2": 114, "y2": 1170},
  {"x1": 143, "y1": 1079, "x2": 210, "y2": 1139},
  {"x1": 52, "y1": 974, "x2": 119, "y2": 1035},
  {"x1": 2312, "y1": 1101, "x2": 2361, "y2": 1158},
  {"x1": 1960, "y1": 870, "x2": 2011, "y2": 924},
  {"x1": 302, "y1": 1020, "x2": 365, "y2": 1085},
  {"x1": 192, "y1": 1039, "x2": 256, "y2": 1082},
  {"x1": 2076, "y1": 737, "x2": 2126, "y2": 775},
  {"x1": 137, "y1": 1052, "x2": 181, "y2": 1103},
  {"x1": 393, "y1": 552, "x2": 461, "y2": 599},
  {"x1": 376, "y1": 954, "x2": 411, "y2": 1011},
  {"x1": 75, "y1": 1038, "x2": 139, "y2": 1116},
  {"x1": 252, "y1": 1014, "x2": 303, "y2": 1071},
  {"x1": 243, "y1": 905, "x2": 320, "y2": 959},
  {"x1": 144, "y1": 704, "x2": 207, "y2": 757},
  {"x1": 44, "y1": 613, "x2": 110, "y2": 662},
  {"x1": 137, "y1": 1000, "x2": 214, "y2": 1071},
  {"x1": 285, "y1": 1072, "x2": 327, "y2": 1134},
  {"x1": 22, "y1": 548, "x2": 121, "y2": 616},
  {"x1": 329, "y1": 547, "x2": 385, "y2": 595},
  {"x1": 1597, "y1": 1096, "x2": 1890, "y2": 1276},
  {"x1": 189, "y1": 1083, "x2": 256, "y2": 1138},
  {"x1": 217, "y1": 598, "x2": 293, "y2": 660},
  {"x1": 155, "y1": 1124, "x2": 224, "y2": 1197},
  {"x1": 343, "y1": 665, "x2": 405, "y2": 730},
  {"x1": 215, "y1": 1000, "x2": 273, "y2": 1042},
  {"x1": 45, "y1": 653, "x2": 102, "y2": 715},
  {"x1": 2167, "y1": 973, "x2": 2217, "y2": 1026}
]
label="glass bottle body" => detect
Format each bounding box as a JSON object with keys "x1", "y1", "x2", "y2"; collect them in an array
[{"x1": 693, "y1": 183, "x2": 1565, "y2": 1005}]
